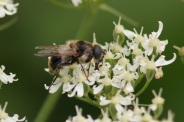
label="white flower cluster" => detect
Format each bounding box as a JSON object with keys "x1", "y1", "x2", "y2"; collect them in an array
[
  {"x1": 45, "y1": 21, "x2": 175, "y2": 96},
  {"x1": 0, "y1": 0, "x2": 19, "y2": 18},
  {"x1": 66, "y1": 90, "x2": 174, "y2": 122},
  {"x1": 45, "y1": 20, "x2": 175, "y2": 121},
  {"x1": 0, "y1": 102, "x2": 26, "y2": 122},
  {"x1": 0, "y1": 65, "x2": 18, "y2": 84}
]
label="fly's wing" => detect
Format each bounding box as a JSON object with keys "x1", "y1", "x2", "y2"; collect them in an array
[{"x1": 35, "y1": 45, "x2": 78, "y2": 57}]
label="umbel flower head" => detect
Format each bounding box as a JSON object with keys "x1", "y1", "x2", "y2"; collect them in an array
[
  {"x1": 0, "y1": 0, "x2": 19, "y2": 18},
  {"x1": 66, "y1": 90, "x2": 174, "y2": 122},
  {"x1": 45, "y1": 21, "x2": 176, "y2": 97},
  {"x1": 42, "y1": 20, "x2": 175, "y2": 121},
  {"x1": 0, "y1": 65, "x2": 18, "y2": 84},
  {"x1": 0, "y1": 102, "x2": 26, "y2": 122}
]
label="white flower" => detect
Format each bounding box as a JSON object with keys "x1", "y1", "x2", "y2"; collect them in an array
[
  {"x1": 66, "y1": 106, "x2": 96, "y2": 122},
  {"x1": 99, "y1": 91, "x2": 134, "y2": 110},
  {"x1": 71, "y1": 0, "x2": 82, "y2": 7},
  {"x1": 139, "y1": 53, "x2": 176, "y2": 74},
  {"x1": 44, "y1": 78, "x2": 62, "y2": 93},
  {"x1": 161, "y1": 111, "x2": 174, "y2": 122},
  {"x1": 152, "y1": 88, "x2": 165, "y2": 105},
  {"x1": 0, "y1": 65, "x2": 18, "y2": 84},
  {"x1": 44, "y1": 67, "x2": 70, "y2": 93},
  {"x1": 113, "y1": 17, "x2": 136, "y2": 40},
  {"x1": 142, "y1": 21, "x2": 168, "y2": 55},
  {"x1": 94, "y1": 109, "x2": 111, "y2": 122},
  {"x1": 0, "y1": 0, "x2": 19, "y2": 18},
  {"x1": 123, "y1": 82, "x2": 134, "y2": 94},
  {"x1": 66, "y1": 106, "x2": 88, "y2": 122},
  {"x1": 117, "y1": 108, "x2": 142, "y2": 122},
  {"x1": 0, "y1": 102, "x2": 26, "y2": 122},
  {"x1": 66, "y1": 65, "x2": 95, "y2": 97}
]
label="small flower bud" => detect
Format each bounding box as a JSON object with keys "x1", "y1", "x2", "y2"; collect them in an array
[
  {"x1": 173, "y1": 45, "x2": 184, "y2": 64},
  {"x1": 155, "y1": 67, "x2": 164, "y2": 79},
  {"x1": 113, "y1": 17, "x2": 125, "y2": 45}
]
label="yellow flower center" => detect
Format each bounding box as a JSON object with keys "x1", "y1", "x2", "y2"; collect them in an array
[
  {"x1": 61, "y1": 75, "x2": 70, "y2": 83},
  {"x1": 146, "y1": 61, "x2": 156, "y2": 70},
  {"x1": 149, "y1": 38, "x2": 159, "y2": 47},
  {"x1": 124, "y1": 72, "x2": 134, "y2": 82},
  {"x1": 134, "y1": 35, "x2": 144, "y2": 43},
  {"x1": 77, "y1": 74, "x2": 86, "y2": 82},
  {"x1": 0, "y1": 111, "x2": 8, "y2": 119},
  {"x1": 111, "y1": 96, "x2": 121, "y2": 104},
  {"x1": 114, "y1": 25, "x2": 124, "y2": 34},
  {"x1": 102, "y1": 77, "x2": 112, "y2": 86}
]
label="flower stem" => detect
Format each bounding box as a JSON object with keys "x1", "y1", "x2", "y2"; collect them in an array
[
  {"x1": 75, "y1": 95, "x2": 101, "y2": 108},
  {"x1": 33, "y1": 88, "x2": 62, "y2": 122},
  {"x1": 99, "y1": 3, "x2": 139, "y2": 26},
  {"x1": 0, "y1": 17, "x2": 18, "y2": 31},
  {"x1": 135, "y1": 79, "x2": 151, "y2": 97},
  {"x1": 75, "y1": 7, "x2": 98, "y2": 39},
  {"x1": 134, "y1": 73, "x2": 144, "y2": 88}
]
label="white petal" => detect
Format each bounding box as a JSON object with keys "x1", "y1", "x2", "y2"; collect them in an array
[
  {"x1": 99, "y1": 96, "x2": 111, "y2": 106},
  {"x1": 157, "y1": 40, "x2": 168, "y2": 53},
  {"x1": 113, "y1": 53, "x2": 121, "y2": 59},
  {"x1": 1, "y1": 65, "x2": 5, "y2": 70},
  {"x1": 12, "y1": 114, "x2": 26, "y2": 121},
  {"x1": 85, "y1": 77, "x2": 95, "y2": 86},
  {"x1": 44, "y1": 78, "x2": 62, "y2": 93},
  {"x1": 62, "y1": 82, "x2": 75, "y2": 94},
  {"x1": 44, "y1": 68, "x2": 49, "y2": 72},
  {"x1": 115, "y1": 104, "x2": 124, "y2": 114},
  {"x1": 120, "y1": 97, "x2": 132, "y2": 106},
  {"x1": 155, "y1": 53, "x2": 176, "y2": 67},
  {"x1": 123, "y1": 82, "x2": 134, "y2": 94},
  {"x1": 128, "y1": 63, "x2": 139, "y2": 72},
  {"x1": 76, "y1": 82, "x2": 84, "y2": 97},
  {"x1": 149, "y1": 104, "x2": 157, "y2": 111},
  {"x1": 123, "y1": 29, "x2": 136, "y2": 40},
  {"x1": 68, "y1": 83, "x2": 84, "y2": 97},
  {"x1": 156, "y1": 21, "x2": 163, "y2": 38},
  {"x1": 93, "y1": 84, "x2": 104, "y2": 94},
  {"x1": 71, "y1": 0, "x2": 82, "y2": 6}
]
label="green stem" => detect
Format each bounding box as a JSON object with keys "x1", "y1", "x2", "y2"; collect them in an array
[
  {"x1": 33, "y1": 88, "x2": 62, "y2": 122},
  {"x1": 75, "y1": 7, "x2": 98, "y2": 39},
  {"x1": 134, "y1": 73, "x2": 144, "y2": 88},
  {"x1": 75, "y1": 95, "x2": 100, "y2": 108},
  {"x1": 135, "y1": 79, "x2": 151, "y2": 97},
  {"x1": 99, "y1": 4, "x2": 139, "y2": 26},
  {"x1": 0, "y1": 17, "x2": 18, "y2": 31}
]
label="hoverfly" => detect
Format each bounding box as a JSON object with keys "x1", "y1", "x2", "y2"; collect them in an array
[{"x1": 35, "y1": 40, "x2": 105, "y2": 88}]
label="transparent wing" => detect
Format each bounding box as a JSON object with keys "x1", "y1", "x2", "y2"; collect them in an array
[{"x1": 35, "y1": 45, "x2": 78, "y2": 57}]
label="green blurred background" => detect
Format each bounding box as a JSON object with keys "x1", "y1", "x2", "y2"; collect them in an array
[{"x1": 0, "y1": 0, "x2": 184, "y2": 121}]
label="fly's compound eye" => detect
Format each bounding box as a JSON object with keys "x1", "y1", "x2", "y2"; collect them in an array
[{"x1": 93, "y1": 44, "x2": 104, "y2": 62}]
